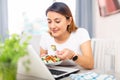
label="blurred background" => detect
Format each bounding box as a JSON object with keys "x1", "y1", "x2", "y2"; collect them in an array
[
  {"x1": 1, "y1": 0, "x2": 120, "y2": 39},
  {"x1": 0, "y1": 0, "x2": 120, "y2": 75}
]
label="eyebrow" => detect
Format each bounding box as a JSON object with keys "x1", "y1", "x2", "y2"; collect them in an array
[{"x1": 47, "y1": 18, "x2": 61, "y2": 21}]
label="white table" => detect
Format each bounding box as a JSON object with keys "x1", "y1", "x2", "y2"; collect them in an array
[
  {"x1": 17, "y1": 66, "x2": 120, "y2": 80},
  {"x1": 60, "y1": 67, "x2": 120, "y2": 80}
]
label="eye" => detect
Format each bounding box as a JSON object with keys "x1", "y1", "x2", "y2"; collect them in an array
[
  {"x1": 55, "y1": 20, "x2": 60, "y2": 23},
  {"x1": 48, "y1": 21, "x2": 51, "y2": 24},
  {"x1": 47, "y1": 20, "x2": 51, "y2": 24}
]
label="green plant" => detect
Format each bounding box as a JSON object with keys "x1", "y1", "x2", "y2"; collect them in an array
[
  {"x1": 0, "y1": 33, "x2": 31, "y2": 80},
  {"x1": 0, "y1": 33, "x2": 31, "y2": 64}
]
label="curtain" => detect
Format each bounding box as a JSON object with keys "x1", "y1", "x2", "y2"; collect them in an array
[
  {"x1": 0, "y1": 0, "x2": 9, "y2": 42},
  {"x1": 75, "y1": 0, "x2": 94, "y2": 38}
]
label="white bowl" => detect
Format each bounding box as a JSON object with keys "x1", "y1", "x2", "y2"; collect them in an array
[{"x1": 45, "y1": 61, "x2": 62, "y2": 66}]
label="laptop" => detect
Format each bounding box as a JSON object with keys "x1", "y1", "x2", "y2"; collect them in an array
[{"x1": 17, "y1": 45, "x2": 80, "y2": 80}]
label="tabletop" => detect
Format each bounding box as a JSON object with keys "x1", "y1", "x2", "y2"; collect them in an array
[{"x1": 17, "y1": 66, "x2": 120, "y2": 80}]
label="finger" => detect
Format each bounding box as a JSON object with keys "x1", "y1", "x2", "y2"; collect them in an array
[
  {"x1": 40, "y1": 54, "x2": 47, "y2": 57},
  {"x1": 56, "y1": 51, "x2": 63, "y2": 55}
]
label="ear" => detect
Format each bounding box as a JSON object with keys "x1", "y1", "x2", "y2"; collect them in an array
[{"x1": 67, "y1": 17, "x2": 72, "y2": 25}]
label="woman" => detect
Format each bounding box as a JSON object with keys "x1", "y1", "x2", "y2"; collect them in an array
[{"x1": 40, "y1": 2, "x2": 94, "y2": 69}]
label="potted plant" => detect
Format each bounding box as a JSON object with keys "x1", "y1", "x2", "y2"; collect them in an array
[{"x1": 0, "y1": 33, "x2": 31, "y2": 80}]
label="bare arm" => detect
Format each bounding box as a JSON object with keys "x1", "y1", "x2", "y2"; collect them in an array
[
  {"x1": 56, "y1": 40, "x2": 94, "y2": 69},
  {"x1": 74, "y1": 40, "x2": 94, "y2": 69},
  {"x1": 40, "y1": 47, "x2": 47, "y2": 57}
]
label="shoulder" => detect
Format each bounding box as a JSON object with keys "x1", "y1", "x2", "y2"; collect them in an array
[
  {"x1": 40, "y1": 31, "x2": 52, "y2": 40},
  {"x1": 73, "y1": 28, "x2": 89, "y2": 36},
  {"x1": 76, "y1": 28, "x2": 88, "y2": 33},
  {"x1": 41, "y1": 31, "x2": 50, "y2": 36},
  {"x1": 40, "y1": 32, "x2": 53, "y2": 46},
  {"x1": 71, "y1": 28, "x2": 90, "y2": 44}
]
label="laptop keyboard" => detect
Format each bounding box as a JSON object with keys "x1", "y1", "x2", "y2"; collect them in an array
[{"x1": 49, "y1": 69, "x2": 67, "y2": 75}]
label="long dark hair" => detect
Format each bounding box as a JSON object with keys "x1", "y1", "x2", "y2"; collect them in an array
[{"x1": 46, "y1": 2, "x2": 78, "y2": 33}]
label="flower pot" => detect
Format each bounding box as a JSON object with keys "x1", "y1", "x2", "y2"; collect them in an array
[{"x1": 0, "y1": 63, "x2": 17, "y2": 80}]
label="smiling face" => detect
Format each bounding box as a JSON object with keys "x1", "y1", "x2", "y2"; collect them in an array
[{"x1": 47, "y1": 11, "x2": 71, "y2": 38}]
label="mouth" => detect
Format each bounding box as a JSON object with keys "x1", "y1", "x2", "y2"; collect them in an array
[{"x1": 51, "y1": 29, "x2": 59, "y2": 33}]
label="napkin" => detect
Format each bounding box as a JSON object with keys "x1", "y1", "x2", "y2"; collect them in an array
[{"x1": 69, "y1": 72, "x2": 116, "y2": 80}]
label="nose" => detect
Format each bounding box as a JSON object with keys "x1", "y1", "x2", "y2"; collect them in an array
[{"x1": 49, "y1": 22, "x2": 56, "y2": 29}]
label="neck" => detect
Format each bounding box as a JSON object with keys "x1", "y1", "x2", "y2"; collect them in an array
[{"x1": 54, "y1": 32, "x2": 70, "y2": 44}]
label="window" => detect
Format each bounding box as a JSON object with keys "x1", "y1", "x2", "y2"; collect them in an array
[{"x1": 8, "y1": 0, "x2": 76, "y2": 35}]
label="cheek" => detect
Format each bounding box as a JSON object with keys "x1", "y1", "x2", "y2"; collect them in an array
[
  {"x1": 48, "y1": 24, "x2": 52, "y2": 29},
  {"x1": 59, "y1": 21, "x2": 68, "y2": 28},
  {"x1": 48, "y1": 25, "x2": 50, "y2": 28},
  {"x1": 61, "y1": 25, "x2": 67, "y2": 31},
  {"x1": 60, "y1": 23, "x2": 68, "y2": 31},
  {"x1": 58, "y1": 25, "x2": 67, "y2": 32}
]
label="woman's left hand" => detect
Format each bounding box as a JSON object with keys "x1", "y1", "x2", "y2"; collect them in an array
[{"x1": 56, "y1": 48, "x2": 75, "y2": 60}]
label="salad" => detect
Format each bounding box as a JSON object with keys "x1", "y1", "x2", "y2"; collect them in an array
[{"x1": 41, "y1": 55, "x2": 61, "y2": 64}]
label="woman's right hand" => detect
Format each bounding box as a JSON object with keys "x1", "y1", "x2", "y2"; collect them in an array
[{"x1": 56, "y1": 48, "x2": 75, "y2": 60}]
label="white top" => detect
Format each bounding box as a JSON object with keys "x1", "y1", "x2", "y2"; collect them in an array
[{"x1": 40, "y1": 28, "x2": 90, "y2": 55}]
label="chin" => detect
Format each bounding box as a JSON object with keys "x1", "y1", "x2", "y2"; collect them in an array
[
  {"x1": 52, "y1": 33, "x2": 59, "y2": 37},
  {"x1": 52, "y1": 34, "x2": 58, "y2": 37}
]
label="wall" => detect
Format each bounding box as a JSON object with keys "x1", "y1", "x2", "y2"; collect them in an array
[
  {"x1": 94, "y1": 0, "x2": 120, "y2": 39},
  {"x1": 93, "y1": 0, "x2": 120, "y2": 74}
]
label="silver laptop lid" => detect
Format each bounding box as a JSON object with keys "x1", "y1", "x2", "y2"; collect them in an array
[{"x1": 17, "y1": 45, "x2": 55, "y2": 80}]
